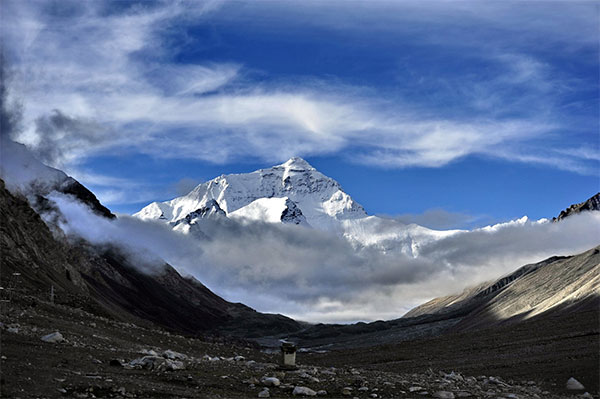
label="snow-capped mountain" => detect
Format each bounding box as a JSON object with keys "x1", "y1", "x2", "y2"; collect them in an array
[
  {"x1": 134, "y1": 157, "x2": 459, "y2": 256},
  {"x1": 135, "y1": 157, "x2": 366, "y2": 230}
]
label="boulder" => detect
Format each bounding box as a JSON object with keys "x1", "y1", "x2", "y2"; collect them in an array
[
  {"x1": 261, "y1": 377, "x2": 281, "y2": 387},
  {"x1": 293, "y1": 386, "x2": 317, "y2": 396},
  {"x1": 129, "y1": 355, "x2": 185, "y2": 371},
  {"x1": 163, "y1": 349, "x2": 187, "y2": 360},
  {"x1": 433, "y1": 392, "x2": 455, "y2": 399},
  {"x1": 566, "y1": 377, "x2": 585, "y2": 390},
  {"x1": 41, "y1": 332, "x2": 64, "y2": 343}
]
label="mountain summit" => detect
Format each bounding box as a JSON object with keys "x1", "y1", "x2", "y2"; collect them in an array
[
  {"x1": 134, "y1": 157, "x2": 462, "y2": 256},
  {"x1": 135, "y1": 157, "x2": 367, "y2": 230}
]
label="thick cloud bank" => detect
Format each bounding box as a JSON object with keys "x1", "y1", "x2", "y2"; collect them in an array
[{"x1": 47, "y1": 192, "x2": 600, "y2": 323}]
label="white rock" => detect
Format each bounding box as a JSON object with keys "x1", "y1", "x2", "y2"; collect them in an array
[
  {"x1": 261, "y1": 377, "x2": 281, "y2": 387},
  {"x1": 165, "y1": 359, "x2": 185, "y2": 370},
  {"x1": 130, "y1": 355, "x2": 163, "y2": 370},
  {"x1": 163, "y1": 349, "x2": 187, "y2": 360},
  {"x1": 317, "y1": 390, "x2": 327, "y2": 396},
  {"x1": 41, "y1": 332, "x2": 64, "y2": 343},
  {"x1": 433, "y1": 392, "x2": 455, "y2": 399},
  {"x1": 566, "y1": 377, "x2": 585, "y2": 390},
  {"x1": 258, "y1": 388, "x2": 270, "y2": 398},
  {"x1": 129, "y1": 355, "x2": 185, "y2": 371},
  {"x1": 409, "y1": 386, "x2": 424, "y2": 392},
  {"x1": 293, "y1": 386, "x2": 317, "y2": 396}
]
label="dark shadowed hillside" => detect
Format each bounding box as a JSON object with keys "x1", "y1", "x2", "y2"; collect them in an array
[{"x1": 0, "y1": 178, "x2": 301, "y2": 338}]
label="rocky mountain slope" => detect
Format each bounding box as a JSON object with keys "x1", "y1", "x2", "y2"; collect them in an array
[
  {"x1": 0, "y1": 178, "x2": 300, "y2": 337},
  {"x1": 553, "y1": 192, "x2": 600, "y2": 221},
  {"x1": 404, "y1": 246, "x2": 599, "y2": 329},
  {"x1": 289, "y1": 246, "x2": 599, "y2": 349}
]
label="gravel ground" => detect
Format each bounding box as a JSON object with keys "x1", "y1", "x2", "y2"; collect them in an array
[{"x1": 0, "y1": 296, "x2": 597, "y2": 399}]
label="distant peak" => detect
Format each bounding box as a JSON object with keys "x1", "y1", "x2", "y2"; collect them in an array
[{"x1": 278, "y1": 157, "x2": 315, "y2": 171}]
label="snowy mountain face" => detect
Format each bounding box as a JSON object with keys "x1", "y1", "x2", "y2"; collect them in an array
[
  {"x1": 134, "y1": 157, "x2": 457, "y2": 256},
  {"x1": 0, "y1": 138, "x2": 114, "y2": 218},
  {"x1": 136, "y1": 157, "x2": 365, "y2": 229},
  {"x1": 0, "y1": 137, "x2": 71, "y2": 194}
]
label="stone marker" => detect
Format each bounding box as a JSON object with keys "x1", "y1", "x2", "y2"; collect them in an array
[{"x1": 281, "y1": 340, "x2": 297, "y2": 369}]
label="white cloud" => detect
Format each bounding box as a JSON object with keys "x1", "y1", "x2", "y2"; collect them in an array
[{"x1": 45, "y1": 190, "x2": 600, "y2": 323}]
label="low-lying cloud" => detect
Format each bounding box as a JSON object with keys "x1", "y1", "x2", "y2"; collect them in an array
[
  {"x1": 389, "y1": 208, "x2": 490, "y2": 230},
  {"x1": 45, "y1": 191, "x2": 600, "y2": 323}
]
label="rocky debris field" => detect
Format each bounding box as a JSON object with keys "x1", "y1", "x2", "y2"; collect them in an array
[{"x1": 0, "y1": 296, "x2": 597, "y2": 399}]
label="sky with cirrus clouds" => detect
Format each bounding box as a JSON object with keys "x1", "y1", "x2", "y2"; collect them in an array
[{"x1": 1, "y1": 0, "x2": 598, "y2": 222}]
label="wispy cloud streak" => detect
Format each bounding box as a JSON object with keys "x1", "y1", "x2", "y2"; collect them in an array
[{"x1": 1, "y1": 0, "x2": 597, "y2": 188}]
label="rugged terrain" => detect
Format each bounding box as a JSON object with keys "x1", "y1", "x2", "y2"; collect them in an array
[
  {"x1": 1, "y1": 146, "x2": 598, "y2": 398},
  {"x1": 1, "y1": 291, "x2": 596, "y2": 399},
  {"x1": 1, "y1": 178, "x2": 597, "y2": 398}
]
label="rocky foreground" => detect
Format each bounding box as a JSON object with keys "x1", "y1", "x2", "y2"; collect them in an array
[{"x1": 1, "y1": 295, "x2": 596, "y2": 399}]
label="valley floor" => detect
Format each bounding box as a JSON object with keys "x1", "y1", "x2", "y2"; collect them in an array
[{"x1": 0, "y1": 295, "x2": 597, "y2": 399}]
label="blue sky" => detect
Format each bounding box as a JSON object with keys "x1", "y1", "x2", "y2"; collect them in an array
[{"x1": 3, "y1": 0, "x2": 599, "y2": 227}]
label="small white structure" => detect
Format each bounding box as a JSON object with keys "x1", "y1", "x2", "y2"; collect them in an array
[{"x1": 280, "y1": 340, "x2": 297, "y2": 369}]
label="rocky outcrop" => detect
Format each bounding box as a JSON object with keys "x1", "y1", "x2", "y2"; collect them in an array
[
  {"x1": 280, "y1": 198, "x2": 307, "y2": 225},
  {"x1": 553, "y1": 192, "x2": 600, "y2": 221},
  {"x1": 58, "y1": 178, "x2": 115, "y2": 219}
]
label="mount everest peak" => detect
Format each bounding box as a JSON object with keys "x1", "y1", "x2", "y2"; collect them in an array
[
  {"x1": 134, "y1": 157, "x2": 458, "y2": 256},
  {"x1": 134, "y1": 157, "x2": 366, "y2": 230}
]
